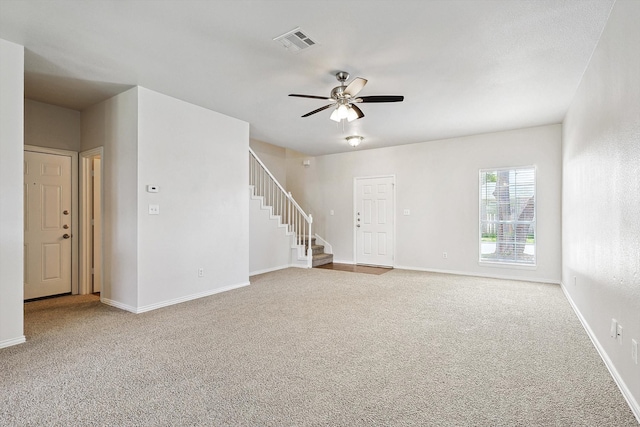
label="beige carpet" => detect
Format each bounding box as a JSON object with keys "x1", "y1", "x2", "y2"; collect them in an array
[{"x1": 1, "y1": 268, "x2": 637, "y2": 426}]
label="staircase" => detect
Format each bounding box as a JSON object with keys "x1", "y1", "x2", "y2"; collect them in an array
[
  {"x1": 249, "y1": 148, "x2": 333, "y2": 269},
  {"x1": 305, "y1": 237, "x2": 333, "y2": 267}
]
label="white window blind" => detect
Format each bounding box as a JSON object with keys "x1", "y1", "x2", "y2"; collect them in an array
[{"x1": 479, "y1": 167, "x2": 536, "y2": 265}]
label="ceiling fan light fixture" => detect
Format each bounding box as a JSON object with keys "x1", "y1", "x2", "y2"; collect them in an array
[
  {"x1": 337, "y1": 104, "x2": 350, "y2": 119},
  {"x1": 346, "y1": 135, "x2": 363, "y2": 147},
  {"x1": 290, "y1": 71, "x2": 404, "y2": 122},
  {"x1": 346, "y1": 106, "x2": 359, "y2": 122}
]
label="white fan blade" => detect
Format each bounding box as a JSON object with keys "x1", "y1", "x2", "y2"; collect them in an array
[{"x1": 344, "y1": 78, "x2": 368, "y2": 97}]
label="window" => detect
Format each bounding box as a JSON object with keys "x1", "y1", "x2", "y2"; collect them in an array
[{"x1": 479, "y1": 167, "x2": 536, "y2": 266}]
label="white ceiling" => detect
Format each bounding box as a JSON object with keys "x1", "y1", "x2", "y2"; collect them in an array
[{"x1": 0, "y1": 0, "x2": 614, "y2": 155}]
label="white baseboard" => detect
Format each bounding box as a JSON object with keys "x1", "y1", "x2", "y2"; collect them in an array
[
  {"x1": 102, "y1": 281, "x2": 251, "y2": 315},
  {"x1": 332, "y1": 259, "x2": 355, "y2": 265},
  {"x1": 101, "y1": 297, "x2": 138, "y2": 313},
  {"x1": 135, "y1": 281, "x2": 251, "y2": 314},
  {"x1": 0, "y1": 335, "x2": 26, "y2": 349},
  {"x1": 560, "y1": 282, "x2": 640, "y2": 423},
  {"x1": 289, "y1": 264, "x2": 310, "y2": 269},
  {"x1": 250, "y1": 264, "x2": 291, "y2": 276},
  {"x1": 393, "y1": 265, "x2": 560, "y2": 285}
]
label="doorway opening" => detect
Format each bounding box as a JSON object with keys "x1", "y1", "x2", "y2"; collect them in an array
[{"x1": 80, "y1": 147, "x2": 104, "y2": 295}]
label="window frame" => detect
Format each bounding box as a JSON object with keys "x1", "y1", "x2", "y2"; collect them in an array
[{"x1": 478, "y1": 165, "x2": 537, "y2": 267}]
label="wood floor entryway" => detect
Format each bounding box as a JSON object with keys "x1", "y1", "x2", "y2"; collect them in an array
[{"x1": 315, "y1": 263, "x2": 391, "y2": 275}]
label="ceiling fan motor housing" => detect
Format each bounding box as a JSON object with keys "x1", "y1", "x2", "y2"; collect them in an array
[
  {"x1": 332, "y1": 71, "x2": 350, "y2": 99},
  {"x1": 331, "y1": 86, "x2": 347, "y2": 100}
]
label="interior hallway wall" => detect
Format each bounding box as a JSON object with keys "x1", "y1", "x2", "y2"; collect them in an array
[
  {"x1": 81, "y1": 87, "x2": 140, "y2": 309},
  {"x1": 82, "y1": 86, "x2": 250, "y2": 312},
  {"x1": 0, "y1": 39, "x2": 25, "y2": 348},
  {"x1": 24, "y1": 100, "x2": 81, "y2": 151},
  {"x1": 136, "y1": 87, "x2": 249, "y2": 310},
  {"x1": 250, "y1": 139, "x2": 288, "y2": 187},
  {"x1": 562, "y1": 0, "x2": 640, "y2": 416}
]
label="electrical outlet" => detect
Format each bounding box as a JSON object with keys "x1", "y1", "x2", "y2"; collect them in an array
[
  {"x1": 148, "y1": 204, "x2": 159, "y2": 215},
  {"x1": 632, "y1": 339, "x2": 638, "y2": 365},
  {"x1": 403, "y1": 209, "x2": 410, "y2": 216},
  {"x1": 617, "y1": 324, "x2": 623, "y2": 344},
  {"x1": 198, "y1": 268, "x2": 204, "y2": 278},
  {"x1": 610, "y1": 319, "x2": 617, "y2": 338},
  {"x1": 442, "y1": 252, "x2": 447, "y2": 259}
]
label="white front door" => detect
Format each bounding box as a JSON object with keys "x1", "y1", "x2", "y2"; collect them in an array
[
  {"x1": 355, "y1": 176, "x2": 394, "y2": 267},
  {"x1": 24, "y1": 150, "x2": 73, "y2": 299}
]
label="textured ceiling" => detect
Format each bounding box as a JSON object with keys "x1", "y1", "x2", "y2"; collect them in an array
[{"x1": 0, "y1": 0, "x2": 614, "y2": 155}]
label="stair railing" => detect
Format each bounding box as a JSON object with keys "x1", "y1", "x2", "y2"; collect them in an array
[{"x1": 249, "y1": 148, "x2": 313, "y2": 267}]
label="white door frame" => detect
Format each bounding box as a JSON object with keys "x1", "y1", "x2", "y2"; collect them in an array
[
  {"x1": 24, "y1": 145, "x2": 79, "y2": 295},
  {"x1": 80, "y1": 147, "x2": 104, "y2": 295},
  {"x1": 353, "y1": 174, "x2": 396, "y2": 267}
]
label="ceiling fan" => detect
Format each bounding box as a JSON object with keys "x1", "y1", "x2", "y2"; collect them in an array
[{"x1": 289, "y1": 71, "x2": 404, "y2": 122}]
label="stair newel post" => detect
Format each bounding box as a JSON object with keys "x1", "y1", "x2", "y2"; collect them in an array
[
  {"x1": 288, "y1": 192, "x2": 292, "y2": 235},
  {"x1": 308, "y1": 214, "x2": 313, "y2": 268}
]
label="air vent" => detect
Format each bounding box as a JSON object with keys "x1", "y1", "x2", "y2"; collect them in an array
[{"x1": 273, "y1": 27, "x2": 319, "y2": 53}]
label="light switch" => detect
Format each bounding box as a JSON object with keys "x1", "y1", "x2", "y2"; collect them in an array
[
  {"x1": 148, "y1": 204, "x2": 159, "y2": 215},
  {"x1": 330, "y1": 210, "x2": 334, "y2": 216}
]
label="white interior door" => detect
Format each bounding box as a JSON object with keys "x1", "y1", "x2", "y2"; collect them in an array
[
  {"x1": 355, "y1": 176, "x2": 394, "y2": 267},
  {"x1": 92, "y1": 156, "x2": 102, "y2": 292},
  {"x1": 24, "y1": 151, "x2": 73, "y2": 299}
]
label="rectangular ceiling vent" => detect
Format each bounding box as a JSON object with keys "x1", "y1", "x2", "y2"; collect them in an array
[{"x1": 273, "y1": 27, "x2": 318, "y2": 54}]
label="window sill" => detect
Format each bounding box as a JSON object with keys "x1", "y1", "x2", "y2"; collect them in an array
[{"x1": 478, "y1": 261, "x2": 537, "y2": 270}]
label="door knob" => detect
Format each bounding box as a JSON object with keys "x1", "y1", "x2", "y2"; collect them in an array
[
  {"x1": 63, "y1": 234, "x2": 71, "y2": 239},
  {"x1": 63, "y1": 210, "x2": 69, "y2": 215}
]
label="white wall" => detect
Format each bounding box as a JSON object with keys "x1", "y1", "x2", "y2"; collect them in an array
[
  {"x1": 562, "y1": 0, "x2": 640, "y2": 417},
  {"x1": 249, "y1": 193, "x2": 293, "y2": 275},
  {"x1": 82, "y1": 88, "x2": 140, "y2": 309},
  {"x1": 288, "y1": 124, "x2": 562, "y2": 283},
  {"x1": 82, "y1": 86, "x2": 250, "y2": 312},
  {"x1": 249, "y1": 139, "x2": 288, "y2": 186},
  {"x1": 0, "y1": 39, "x2": 25, "y2": 348},
  {"x1": 136, "y1": 87, "x2": 249, "y2": 310},
  {"x1": 83, "y1": 87, "x2": 250, "y2": 312},
  {"x1": 24, "y1": 100, "x2": 81, "y2": 151}
]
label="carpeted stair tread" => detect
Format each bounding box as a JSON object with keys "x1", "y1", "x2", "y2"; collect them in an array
[{"x1": 312, "y1": 252, "x2": 333, "y2": 267}]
